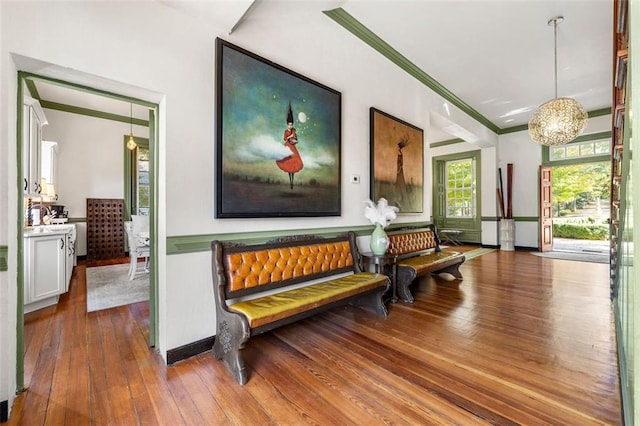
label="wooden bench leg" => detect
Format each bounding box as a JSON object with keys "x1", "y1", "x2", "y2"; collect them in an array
[
  {"x1": 433, "y1": 263, "x2": 464, "y2": 280},
  {"x1": 352, "y1": 284, "x2": 390, "y2": 316},
  {"x1": 396, "y1": 268, "x2": 418, "y2": 304},
  {"x1": 212, "y1": 315, "x2": 250, "y2": 385}
]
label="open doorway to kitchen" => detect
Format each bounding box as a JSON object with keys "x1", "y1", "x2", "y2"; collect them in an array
[{"x1": 16, "y1": 66, "x2": 160, "y2": 392}]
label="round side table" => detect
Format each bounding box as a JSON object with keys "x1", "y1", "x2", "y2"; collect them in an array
[{"x1": 361, "y1": 252, "x2": 398, "y2": 303}]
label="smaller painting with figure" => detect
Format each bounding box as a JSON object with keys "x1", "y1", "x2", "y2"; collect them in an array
[
  {"x1": 215, "y1": 38, "x2": 342, "y2": 218},
  {"x1": 369, "y1": 107, "x2": 424, "y2": 214}
]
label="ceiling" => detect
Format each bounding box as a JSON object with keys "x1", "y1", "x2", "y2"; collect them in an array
[{"x1": 28, "y1": 0, "x2": 613, "y2": 143}]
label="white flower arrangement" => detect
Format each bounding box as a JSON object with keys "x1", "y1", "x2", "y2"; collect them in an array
[{"x1": 364, "y1": 198, "x2": 399, "y2": 229}]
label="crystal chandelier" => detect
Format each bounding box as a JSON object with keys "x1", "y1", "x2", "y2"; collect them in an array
[{"x1": 528, "y1": 16, "x2": 588, "y2": 146}]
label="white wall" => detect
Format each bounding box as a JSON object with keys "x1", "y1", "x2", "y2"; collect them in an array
[
  {"x1": 0, "y1": 1, "x2": 526, "y2": 414},
  {"x1": 42, "y1": 109, "x2": 150, "y2": 255}
]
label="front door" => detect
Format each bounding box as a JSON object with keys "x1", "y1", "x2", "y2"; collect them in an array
[{"x1": 539, "y1": 165, "x2": 553, "y2": 252}]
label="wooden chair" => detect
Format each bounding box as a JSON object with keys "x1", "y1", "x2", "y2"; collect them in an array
[{"x1": 124, "y1": 215, "x2": 149, "y2": 280}]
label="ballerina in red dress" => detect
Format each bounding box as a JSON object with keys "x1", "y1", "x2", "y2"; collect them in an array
[{"x1": 276, "y1": 103, "x2": 304, "y2": 189}]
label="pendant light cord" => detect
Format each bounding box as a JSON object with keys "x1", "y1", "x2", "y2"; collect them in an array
[{"x1": 553, "y1": 19, "x2": 558, "y2": 99}]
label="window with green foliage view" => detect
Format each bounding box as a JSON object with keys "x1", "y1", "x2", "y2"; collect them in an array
[
  {"x1": 124, "y1": 137, "x2": 149, "y2": 218},
  {"x1": 136, "y1": 146, "x2": 150, "y2": 215},
  {"x1": 446, "y1": 158, "x2": 476, "y2": 218}
]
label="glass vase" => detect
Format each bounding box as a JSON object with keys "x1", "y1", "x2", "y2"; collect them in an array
[{"x1": 370, "y1": 223, "x2": 389, "y2": 255}]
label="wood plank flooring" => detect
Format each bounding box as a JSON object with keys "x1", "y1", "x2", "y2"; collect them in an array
[{"x1": 8, "y1": 248, "x2": 622, "y2": 425}]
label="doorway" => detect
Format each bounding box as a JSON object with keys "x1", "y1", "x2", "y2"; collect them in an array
[
  {"x1": 16, "y1": 70, "x2": 160, "y2": 391},
  {"x1": 540, "y1": 135, "x2": 611, "y2": 255},
  {"x1": 551, "y1": 161, "x2": 610, "y2": 254}
]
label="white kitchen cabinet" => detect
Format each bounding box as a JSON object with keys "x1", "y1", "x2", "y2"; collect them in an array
[
  {"x1": 22, "y1": 96, "x2": 47, "y2": 197},
  {"x1": 64, "y1": 226, "x2": 77, "y2": 289},
  {"x1": 24, "y1": 225, "x2": 76, "y2": 313}
]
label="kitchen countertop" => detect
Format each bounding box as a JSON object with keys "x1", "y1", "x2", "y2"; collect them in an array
[{"x1": 24, "y1": 224, "x2": 76, "y2": 238}]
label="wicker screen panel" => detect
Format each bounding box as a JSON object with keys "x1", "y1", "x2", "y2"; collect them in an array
[{"x1": 86, "y1": 198, "x2": 125, "y2": 260}]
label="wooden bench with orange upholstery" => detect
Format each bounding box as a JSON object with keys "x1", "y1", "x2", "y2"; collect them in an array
[
  {"x1": 210, "y1": 231, "x2": 390, "y2": 385},
  {"x1": 387, "y1": 224, "x2": 466, "y2": 303}
]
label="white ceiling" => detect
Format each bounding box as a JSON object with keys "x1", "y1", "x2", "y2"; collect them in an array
[
  {"x1": 30, "y1": 0, "x2": 613, "y2": 140},
  {"x1": 344, "y1": 0, "x2": 612, "y2": 130}
]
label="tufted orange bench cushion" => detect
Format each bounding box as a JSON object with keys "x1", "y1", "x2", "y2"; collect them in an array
[
  {"x1": 224, "y1": 240, "x2": 353, "y2": 293},
  {"x1": 387, "y1": 230, "x2": 437, "y2": 256}
]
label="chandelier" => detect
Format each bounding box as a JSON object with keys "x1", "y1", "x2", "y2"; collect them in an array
[{"x1": 528, "y1": 16, "x2": 588, "y2": 146}]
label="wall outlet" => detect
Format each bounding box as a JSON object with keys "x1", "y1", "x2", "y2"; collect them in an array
[{"x1": 350, "y1": 174, "x2": 360, "y2": 184}]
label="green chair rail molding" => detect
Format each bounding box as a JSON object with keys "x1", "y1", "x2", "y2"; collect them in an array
[
  {"x1": 166, "y1": 222, "x2": 430, "y2": 255},
  {"x1": 0, "y1": 245, "x2": 7, "y2": 272}
]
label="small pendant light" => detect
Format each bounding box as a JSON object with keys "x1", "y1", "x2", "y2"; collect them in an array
[{"x1": 127, "y1": 103, "x2": 137, "y2": 150}]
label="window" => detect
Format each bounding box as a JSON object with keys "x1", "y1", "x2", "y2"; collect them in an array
[
  {"x1": 124, "y1": 136, "x2": 149, "y2": 218},
  {"x1": 549, "y1": 138, "x2": 611, "y2": 161},
  {"x1": 432, "y1": 150, "x2": 481, "y2": 244},
  {"x1": 136, "y1": 146, "x2": 150, "y2": 215},
  {"x1": 445, "y1": 158, "x2": 476, "y2": 218}
]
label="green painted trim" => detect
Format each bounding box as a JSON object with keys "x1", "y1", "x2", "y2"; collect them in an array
[
  {"x1": 148, "y1": 107, "x2": 159, "y2": 348},
  {"x1": 16, "y1": 72, "x2": 26, "y2": 391},
  {"x1": 588, "y1": 107, "x2": 612, "y2": 118},
  {"x1": 543, "y1": 154, "x2": 610, "y2": 167},
  {"x1": 67, "y1": 217, "x2": 86, "y2": 223},
  {"x1": 25, "y1": 79, "x2": 40, "y2": 100},
  {"x1": 166, "y1": 222, "x2": 429, "y2": 255},
  {"x1": 429, "y1": 138, "x2": 465, "y2": 148},
  {"x1": 21, "y1": 72, "x2": 156, "y2": 107},
  {"x1": 40, "y1": 100, "x2": 149, "y2": 126},
  {"x1": 0, "y1": 246, "x2": 7, "y2": 272},
  {"x1": 498, "y1": 123, "x2": 529, "y2": 135},
  {"x1": 482, "y1": 216, "x2": 539, "y2": 222},
  {"x1": 514, "y1": 217, "x2": 539, "y2": 222},
  {"x1": 323, "y1": 8, "x2": 499, "y2": 133},
  {"x1": 481, "y1": 216, "x2": 500, "y2": 222},
  {"x1": 573, "y1": 131, "x2": 612, "y2": 143}
]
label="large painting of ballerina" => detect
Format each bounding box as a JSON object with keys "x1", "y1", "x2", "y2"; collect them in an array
[
  {"x1": 215, "y1": 38, "x2": 342, "y2": 218},
  {"x1": 370, "y1": 107, "x2": 424, "y2": 214}
]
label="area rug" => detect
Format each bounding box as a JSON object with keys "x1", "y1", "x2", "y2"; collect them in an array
[
  {"x1": 530, "y1": 251, "x2": 609, "y2": 264},
  {"x1": 86, "y1": 263, "x2": 149, "y2": 312},
  {"x1": 463, "y1": 247, "x2": 496, "y2": 260}
]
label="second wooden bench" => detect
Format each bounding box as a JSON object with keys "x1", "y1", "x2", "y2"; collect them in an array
[{"x1": 387, "y1": 224, "x2": 466, "y2": 303}]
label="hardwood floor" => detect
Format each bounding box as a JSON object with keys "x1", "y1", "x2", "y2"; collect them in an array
[{"x1": 9, "y1": 248, "x2": 622, "y2": 425}]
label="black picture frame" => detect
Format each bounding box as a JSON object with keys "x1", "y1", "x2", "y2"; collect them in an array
[
  {"x1": 370, "y1": 107, "x2": 424, "y2": 213},
  {"x1": 215, "y1": 38, "x2": 342, "y2": 218}
]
